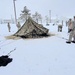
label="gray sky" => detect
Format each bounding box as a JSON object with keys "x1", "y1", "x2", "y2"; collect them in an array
[{"x1": 0, "y1": 0, "x2": 75, "y2": 19}]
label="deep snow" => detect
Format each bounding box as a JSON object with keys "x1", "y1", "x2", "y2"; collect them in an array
[{"x1": 0, "y1": 23, "x2": 75, "y2": 75}]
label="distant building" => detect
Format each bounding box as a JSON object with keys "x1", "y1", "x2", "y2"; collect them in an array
[{"x1": 0, "y1": 19, "x2": 15, "y2": 24}]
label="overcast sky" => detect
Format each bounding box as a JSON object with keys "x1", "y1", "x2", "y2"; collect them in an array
[{"x1": 0, "y1": 0, "x2": 75, "y2": 19}]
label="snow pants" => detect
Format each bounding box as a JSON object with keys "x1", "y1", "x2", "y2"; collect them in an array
[{"x1": 68, "y1": 29, "x2": 75, "y2": 42}]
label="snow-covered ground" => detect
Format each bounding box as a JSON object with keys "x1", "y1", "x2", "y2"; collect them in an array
[{"x1": 0, "y1": 23, "x2": 75, "y2": 75}]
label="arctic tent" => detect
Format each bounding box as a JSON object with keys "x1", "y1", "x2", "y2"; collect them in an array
[{"x1": 14, "y1": 17, "x2": 49, "y2": 38}]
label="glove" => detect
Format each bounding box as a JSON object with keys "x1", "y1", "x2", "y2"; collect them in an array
[{"x1": 68, "y1": 29, "x2": 72, "y2": 33}]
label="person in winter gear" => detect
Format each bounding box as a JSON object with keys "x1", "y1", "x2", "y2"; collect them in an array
[
  {"x1": 7, "y1": 22, "x2": 11, "y2": 32},
  {"x1": 67, "y1": 18, "x2": 73, "y2": 33},
  {"x1": 17, "y1": 22, "x2": 21, "y2": 30},
  {"x1": 58, "y1": 24, "x2": 63, "y2": 32},
  {"x1": 66, "y1": 16, "x2": 75, "y2": 44}
]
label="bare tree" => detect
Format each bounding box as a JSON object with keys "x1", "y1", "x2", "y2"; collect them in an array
[
  {"x1": 45, "y1": 16, "x2": 49, "y2": 25},
  {"x1": 32, "y1": 12, "x2": 42, "y2": 23},
  {"x1": 19, "y1": 6, "x2": 31, "y2": 22}
]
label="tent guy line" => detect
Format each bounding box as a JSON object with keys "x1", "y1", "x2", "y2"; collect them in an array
[
  {"x1": 55, "y1": 35, "x2": 68, "y2": 40},
  {"x1": 0, "y1": 40, "x2": 16, "y2": 48}
]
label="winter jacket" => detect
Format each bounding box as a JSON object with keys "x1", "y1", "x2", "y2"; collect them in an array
[
  {"x1": 72, "y1": 20, "x2": 75, "y2": 30},
  {"x1": 67, "y1": 20, "x2": 73, "y2": 29}
]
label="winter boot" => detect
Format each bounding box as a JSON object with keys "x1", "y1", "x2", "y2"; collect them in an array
[
  {"x1": 71, "y1": 41, "x2": 75, "y2": 43},
  {"x1": 66, "y1": 41, "x2": 71, "y2": 44}
]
